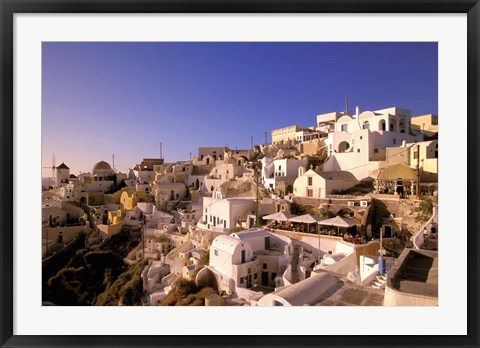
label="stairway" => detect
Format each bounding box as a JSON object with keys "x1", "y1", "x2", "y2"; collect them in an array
[
  {"x1": 368, "y1": 274, "x2": 386, "y2": 289},
  {"x1": 290, "y1": 244, "x2": 301, "y2": 284}
]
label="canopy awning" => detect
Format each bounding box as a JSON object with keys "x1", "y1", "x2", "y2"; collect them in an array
[
  {"x1": 263, "y1": 211, "x2": 296, "y2": 221},
  {"x1": 289, "y1": 214, "x2": 326, "y2": 224},
  {"x1": 319, "y1": 216, "x2": 357, "y2": 228}
]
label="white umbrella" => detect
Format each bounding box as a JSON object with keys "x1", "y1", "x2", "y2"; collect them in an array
[
  {"x1": 262, "y1": 211, "x2": 296, "y2": 222},
  {"x1": 289, "y1": 214, "x2": 326, "y2": 224},
  {"x1": 289, "y1": 213, "x2": 327, "y2": 234},
  {"x1": 319, "y1": 216, "x2": 357, "y2": 236}
]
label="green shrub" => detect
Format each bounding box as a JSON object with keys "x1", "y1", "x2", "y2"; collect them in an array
[
  {"x1": 414, "y1": 198, "x2": 434, "y2": 222},
  {"x1": 196, "y1": 287, "x2": 216, "y2": 298},
  {"x1": 160, "y1": 281, "x2": 217, "y2": 306},
  {"x1": 174, "y1": 279, "x2": 198, "y2": 296}
]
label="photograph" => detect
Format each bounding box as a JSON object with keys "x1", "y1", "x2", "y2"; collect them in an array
[{"x1": 41, "y1": 41, "x2": 439, "y2": 307}]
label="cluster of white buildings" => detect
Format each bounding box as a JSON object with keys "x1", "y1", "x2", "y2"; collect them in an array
[{"x1": 43, "y1": 104, "x2": 438, "y2": 306}]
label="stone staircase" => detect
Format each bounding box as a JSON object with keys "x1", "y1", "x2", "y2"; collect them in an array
[
  {"x1": 290, "y1": 244, "x2": 301, "y2": 284},
  {"x1": 368, "y1": 274, "x2": 386, "y2": 289}
]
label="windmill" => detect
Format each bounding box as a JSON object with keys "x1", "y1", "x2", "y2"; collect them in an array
[{"x1": 42, "y1": 154, "x2": 56, "y2": 186}]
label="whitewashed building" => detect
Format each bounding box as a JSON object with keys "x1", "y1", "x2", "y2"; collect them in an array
[
  {"x1": 261, "y1": 157, "x2": 308, "y2": 192},
  {"x1": 198, "y1": 229, "x2": 292, "y2": 295},
  {"x1": 293, "y1": 168, "x2": 359, "y2": 198},
  {"x1": 322, "y1": 106, "x2": 423, "y2": 180},
  {"x1": 197, "y1": 197, "x2": 255, "y2": 233}
]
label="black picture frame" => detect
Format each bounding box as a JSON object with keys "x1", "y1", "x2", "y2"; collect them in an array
[{"x1": 1, "y1": 1, "x2": 479, "y2": 347}]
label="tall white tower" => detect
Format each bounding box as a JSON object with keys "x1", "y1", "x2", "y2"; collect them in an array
[{"x1": 55, "y1": 163, "x2": 70, "y2": 186}]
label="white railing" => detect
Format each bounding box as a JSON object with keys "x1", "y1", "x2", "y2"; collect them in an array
[{"x1": 412, "y1": 205, "x2": 437, "y2": 249}]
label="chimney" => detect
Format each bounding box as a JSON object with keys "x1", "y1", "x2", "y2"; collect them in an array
[{"x1": 356, "y1": 106, "x2": 360, "y2": 117}]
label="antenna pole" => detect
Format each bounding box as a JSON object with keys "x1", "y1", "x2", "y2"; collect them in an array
[
  {"x1": 160, "y1": 142, "x2": 163, "y2": 160},
  {"x1": 416, "y1": 144, "x2": 421, "y2": 199},
  {"x1": 345, "y1": 96, "x2": 349, "y2": 114}
]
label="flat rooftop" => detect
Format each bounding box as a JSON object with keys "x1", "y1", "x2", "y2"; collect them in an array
[
  {"x1": 315, "y1": 281, "x2": 385, "y2": 306},
  {"x1": 388, "y1": 249, "x2": 438, "y2": 298}
]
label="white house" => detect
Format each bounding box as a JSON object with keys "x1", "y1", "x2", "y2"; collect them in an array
[
  {"x1": 203, "y1": 163, "x2": 246, "y2": 193},
  {"x1": 194, "y1": 147, "x2": 226, "y2": 166},
  {"x1": 293, "y1": 168, "x2": 359, "y2": 198},
  {"x1": 271, "y1": 125, "x2": 311, "y2": 145},
  {"x1": 197, "y1": 197, "x2": 255, "y2": 233},
  {"x1": 200, "y1": 229, "x2": 292, "y2": 295},
  {"x1": 231, "y1": 229, "x2": 292, "y2": 288},
  {"x1": 178, "y1": 205, "x2": 203, "y2": 233},
  {"x1": 60, "y1": 179, "x2": 114, "y2": 201},
  {"x1": 322, "y1": 106, "x2": 423, "y2": 180},
  {"x1": 152, "y1": 182, "x2": 187, "y2": 209},
  {"x1": 261, "y1": 157, "x2": 308, "y2": 192},
  {"x1": 153, "y1": 162, "x2": 193, "y2": 185},
  {"x1": 206, "y1": 234, "x2": 255, "y2": 291},
  {"x1": 316, "y1": 111, "x2": 345, "y2": 130}
]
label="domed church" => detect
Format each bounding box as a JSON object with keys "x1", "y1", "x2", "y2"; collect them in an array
[{"x1": 92, "y1": 160, "x2": 114, "y2": 180}]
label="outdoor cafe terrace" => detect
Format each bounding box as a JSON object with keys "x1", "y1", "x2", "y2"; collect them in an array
[{"x1": 262, "y1": 212, "x2": 365, "y2": 244}]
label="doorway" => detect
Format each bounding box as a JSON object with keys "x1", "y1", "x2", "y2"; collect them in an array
[{"x1": 261, "y1": 271, "x2": 268, "y2": 286}]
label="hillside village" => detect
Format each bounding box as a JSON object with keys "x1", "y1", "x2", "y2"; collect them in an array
[{"x1": 42, "y1": 106, "x2": 438, "y2": 307}]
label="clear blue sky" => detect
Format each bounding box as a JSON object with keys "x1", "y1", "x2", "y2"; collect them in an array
[{"x1": 42, "y1": 42, "x2": 437, "y2": 176}]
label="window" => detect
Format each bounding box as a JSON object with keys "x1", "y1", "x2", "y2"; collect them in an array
[
  {"x1": 214, "y1": 249, "x2": 218, "y2": 256},
  {"x1": 393, "y1": 138, "x2": 396, "y2": 145},
  {"x1": 379, "y1": 120, "x2": 386, "y2": 131},
  {"x1": 263, "y1": 263, "x2": 267, "y2": 270},
  {"x1": 307, "y1": 188, "x2": 313, "y2": 197},
  {"x1": 341, "y1": 124, "x2": 347, "y2": 132},
  {"x1": 308, "y1": 177, "x2": 313, "y2": 186},
  {"x1": 357, "y1": 149, "x2": 360, "y2": 153},
  {"x1": 254, "y1": 273, "x2": 258, "y2": 280},
  {"x1": 360, "y1": 136, "x2": 363, "y2": 140},
  {"x1": 374, "y1": 148, "x2": 379, "y2": 153},
  {"x1": 248, "y1": 268, "x2": 251, "y2": 274},
  {"x1": 239, "y1": 277, "x2": 244, "y2": 284}
]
